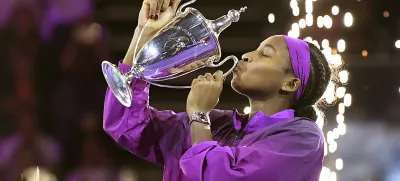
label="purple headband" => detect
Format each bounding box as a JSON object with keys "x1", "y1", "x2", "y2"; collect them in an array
[{"x1": 282, "y1": 35, "x2": 311, "y2": 100}]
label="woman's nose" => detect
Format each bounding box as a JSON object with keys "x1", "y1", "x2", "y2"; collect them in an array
[{"x1": 242, "y1": 53, "x2": 251, "y2": 62}]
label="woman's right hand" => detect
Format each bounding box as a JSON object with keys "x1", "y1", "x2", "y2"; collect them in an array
[{"x1": 138, "y1": 0, "x2": 182, "y2": 31}]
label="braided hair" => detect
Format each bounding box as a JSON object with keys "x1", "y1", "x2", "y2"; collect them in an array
[{"x1": 292, "y1": 42, "x2": 332, "y2": 121}]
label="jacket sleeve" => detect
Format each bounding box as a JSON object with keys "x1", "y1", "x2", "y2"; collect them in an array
[
  {"x1": 179, "y1": 128, "x2": 324, "y2": 181},
  {"x1": 103, "y1": 62, "x2": 190, "y2": 166}
]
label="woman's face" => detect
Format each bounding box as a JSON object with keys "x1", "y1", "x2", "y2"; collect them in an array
[{"x1": 231, "y1": 35, "x2": 298, "y2": 98}]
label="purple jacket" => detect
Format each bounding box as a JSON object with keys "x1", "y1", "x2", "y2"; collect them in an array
[{"x1": 103, "y1": 63, "x2": 324, "y2": 181}]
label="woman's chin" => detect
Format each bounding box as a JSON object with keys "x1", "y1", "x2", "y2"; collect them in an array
[
  {"x1": 231, "y1": 73, "x2": 240, "y2": 82},
  {"x1": 231, "y1": 75, "x2": 242, "y2": 90}
]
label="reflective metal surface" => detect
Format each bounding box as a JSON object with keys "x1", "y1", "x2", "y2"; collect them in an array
[
  {"x1": 102, "y1": 62, "x2": 133, "y2": 106},
  {"x1": 102, "y1": 0, "x2": 246, "y2": 107}
]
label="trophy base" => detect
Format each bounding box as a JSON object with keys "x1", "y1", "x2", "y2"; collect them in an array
[{"x1": 102, "y1": 61, "x2": 132, "y2": 107}]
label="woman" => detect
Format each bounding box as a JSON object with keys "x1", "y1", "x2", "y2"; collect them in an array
[{"x1": 103, "y1": 0, "x2": 331, "y2": 180}]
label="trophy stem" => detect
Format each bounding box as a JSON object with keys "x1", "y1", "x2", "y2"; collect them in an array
[
  {"x1": 125, "y1": 64, "x2": 145, "y2": 84},
  {"x1": 124, "y1": 72, "x2": 135, "y2": 84}
]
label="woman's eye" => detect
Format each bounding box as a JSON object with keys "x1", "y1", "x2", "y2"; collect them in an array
[{"x1": 259, "y1": 52, "x2": 270, "y2": 58}]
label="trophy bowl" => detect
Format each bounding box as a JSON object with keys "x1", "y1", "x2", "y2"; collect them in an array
[{"x1": 102, "y1": 0, "x2": 247, "y2": 107}]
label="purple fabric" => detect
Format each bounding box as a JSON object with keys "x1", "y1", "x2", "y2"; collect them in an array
[
  {"x1": 233, "y1": 109, "x2": 295, "y2": 133},
  {"x1": 282, "y1": 36, "x2": 311, "y2": 100},
  {"x1": 103, "y1": 62, "x2": 324, "y2": 181}
]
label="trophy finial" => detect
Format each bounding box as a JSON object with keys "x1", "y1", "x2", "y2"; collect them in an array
[
  {"x1": 227, "y1": 6, "x2": 247, "y2": 23},
  {"x1": 239, "y1": 7, "x2": 247, "y2": 13},
  {"x1": 208, "y1": 6, "x2": 247, "y2": 36}
]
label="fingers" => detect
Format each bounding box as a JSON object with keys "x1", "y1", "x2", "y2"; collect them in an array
[
  {"x1": 204, "y1": 73, "x2": 214, "y2": 81},
  {"x1": 197, "y1": 75, "x2": 206, "y2": 81},
  {"x1": 191, "y1": 78, "x2": 200, "y2": 86},
  {"x1": 161, "y1": 0, "x2": 171, "y2": 12},
  {"x1": 172, "y1": 0, "x2": 182, "y2": 11},
  {"x1": 213, "y1": 70, "x2": 223, "y2": 82},
  {"x1": 196, "y1": 72, "x2": 220, "y2": 82},
  {"x1": 144, "y1": 0, "x2": 178, "y2": 20},
  {"x1": 141, "y1": 1, "x2": 151, "y2": 19},
  {"x1": 146, "y1": 0, "x2": 157, "y2": 19},
  {"x1": 189, "y1": 62, "x2": 200, "y2": 70},
  {"x1": 192, "y1": 71, "x2": 221, "y2": 87},
  {"x1": 155, "y1": 0, "x2": 163, "y2": 19},
  {"x1": 191, "y1": 75, "x2": 204, "y2": 87}
]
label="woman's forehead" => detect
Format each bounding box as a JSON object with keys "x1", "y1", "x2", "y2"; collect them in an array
[
  {"x1": 260, "y1": 35, "x2": 287, "y2": 49},
  {"x1": 260, "y1": 35, "x2": 290, "y2": 59}
]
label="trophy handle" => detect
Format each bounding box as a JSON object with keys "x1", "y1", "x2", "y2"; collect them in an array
[
  {"x1": 145, "y1": 56, "x2": 239, "y2": 89},
  {"x1": 206, "y1": 55, "x2": 239, "y2": 79},
  {"x1": 176, "y1": 0, "x2": 196, "y2": 16}
]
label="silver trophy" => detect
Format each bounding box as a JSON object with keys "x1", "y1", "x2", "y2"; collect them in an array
[{"x1": 102, "y1": 0, "x2": 247, "y2": 107}]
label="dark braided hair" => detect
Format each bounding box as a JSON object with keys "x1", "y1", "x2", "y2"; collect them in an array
[{"x1": 292, "y1": 42, "x2": 332, "y2": 121}]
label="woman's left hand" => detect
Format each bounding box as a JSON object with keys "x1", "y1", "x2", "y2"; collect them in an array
[{"x1": 187, "y1": 71, "x2": 224, "y2": 116}]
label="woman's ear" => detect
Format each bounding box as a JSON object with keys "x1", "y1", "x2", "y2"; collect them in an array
[{"x1": 281, "y1": 78, "x2": 301, "y2": 92}]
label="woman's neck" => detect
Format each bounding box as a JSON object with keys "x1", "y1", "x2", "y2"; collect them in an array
[{"x1": 248, "y1": 96, "x2": 292, "y2": 119}]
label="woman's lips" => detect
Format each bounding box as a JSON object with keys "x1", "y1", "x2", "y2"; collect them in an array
[
  {"x1": 234, "y1": 61, "x2": 245, "y2": 73},
  {"x1": 233, "y1": 66, "x2": 241, "y2": 74}
]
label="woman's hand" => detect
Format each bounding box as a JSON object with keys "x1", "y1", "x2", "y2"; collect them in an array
[
  {"x1": 138, "y1": 0, "x2": 182, "y2": 31},
  {"x1": 187, "y1": 71, "x2": 224, "y2": 116},
  {"x1": 123, "y1": 0, "x2": 182, "y2": 65}
]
